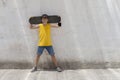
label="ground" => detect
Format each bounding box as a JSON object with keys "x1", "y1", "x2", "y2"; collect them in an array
[{"x1": 0, "y1": 69, "x2": 120, "y2": 80}]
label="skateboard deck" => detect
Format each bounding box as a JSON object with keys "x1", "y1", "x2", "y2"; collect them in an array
[{"x1": 29, "y1": 15, "x2": 61, "y2": 24}]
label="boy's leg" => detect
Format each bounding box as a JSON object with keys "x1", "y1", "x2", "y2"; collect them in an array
[
  {"x1": 45, "y1": 46, "x2": 62, "y2": 72},
  {"x1": 31, "y1": 55, "x2": 40, "y2": 72},
  {"x1": 45, "y1": 46, "x2": 58, "y2": 67},
  {"x1": 31, "y1": 46, "x2": 44, "y2": 72},
  {"x1": 51, "y1": 54, "x2": 58, "y2": 67},
  {"x1": 34, "y1": 54, "x2": 41, "y2": 67},
  {"x1": 34, "y1": 46, "x2": 44, "y2": 67},
  {"x1": 50, "y1": 51, "x2": 63, "y2": 72}
]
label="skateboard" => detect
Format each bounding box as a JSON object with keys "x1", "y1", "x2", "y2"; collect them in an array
[{"x1": 29, "y1": 15, "x2": 61, "y2": 24}]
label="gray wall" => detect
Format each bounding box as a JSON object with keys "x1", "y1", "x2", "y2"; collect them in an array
[{"x1": 0, "y1": 0, "x2": 120, "y2": 69}]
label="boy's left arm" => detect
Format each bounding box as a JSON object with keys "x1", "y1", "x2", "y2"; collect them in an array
[{"x1": 50, "y1": 22, "x2": 61, "y2": 28}]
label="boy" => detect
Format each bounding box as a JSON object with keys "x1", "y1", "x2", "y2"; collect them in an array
[{"x1": 30, "y1": 14, "x2": 62, "y2": 72}]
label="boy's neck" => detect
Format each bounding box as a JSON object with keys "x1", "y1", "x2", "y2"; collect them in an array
[{"x1": 43, "y1": 23, "x2": 47, "y2": 26}]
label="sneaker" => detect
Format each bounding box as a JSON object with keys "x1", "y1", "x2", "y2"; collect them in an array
[
  {"x1": 31, "y1": 66, "x2": 37, "y2": 72},
  {"x1": 56, "y1": 67, "x2": 62, "y2": 72}
]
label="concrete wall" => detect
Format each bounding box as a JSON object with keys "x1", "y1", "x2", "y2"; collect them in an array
[{"x1": 0, "y1": 0, "x2": 120, "y2": 69}]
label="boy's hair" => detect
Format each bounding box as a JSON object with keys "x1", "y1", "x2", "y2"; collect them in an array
[{"x1": 41, "y1": 14, "x2": 48, "y2": 19}]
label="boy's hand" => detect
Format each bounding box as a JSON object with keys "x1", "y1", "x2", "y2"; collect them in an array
[
  {"x1": 58, "y1": 22, "x2": 61, "y2": 27},
  {"x1": 50, "y1": 22, "x2": 61, "y2": 28},
  {"x1": 30, "y1": 24, "x2": 33, "y2": 29},
  {"x1": 30, "y1": 24, "x2": 39, "y2": 29}
]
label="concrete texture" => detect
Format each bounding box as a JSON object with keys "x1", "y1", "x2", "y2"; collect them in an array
[
  {"x1": 0, "y1": 69, "x2": 120, "y2": 80},
  {"x1": 0, "y1": 0, "x2": 120, "y2": 69}
]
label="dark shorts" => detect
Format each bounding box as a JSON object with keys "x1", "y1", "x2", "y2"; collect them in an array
[{"x1": 37, "y1": 46, "x2": 55, "y2": 56}]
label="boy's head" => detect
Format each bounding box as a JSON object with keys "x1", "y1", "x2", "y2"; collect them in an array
[{"x1": 41, "y1": 14, "x2": 48, "y2": 24}]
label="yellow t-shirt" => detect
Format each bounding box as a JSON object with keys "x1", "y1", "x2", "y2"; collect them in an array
[{"x1": 38, "y1": 23, "x2": 52, "y2": 46}]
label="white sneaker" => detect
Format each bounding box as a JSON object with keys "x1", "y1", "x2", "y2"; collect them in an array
[
  {"x1": 56, "y1": 67, "x2": 62, "y2": 72},
  {"x1": 31, "y1": 66, "x2": 37, "y2": 72}
]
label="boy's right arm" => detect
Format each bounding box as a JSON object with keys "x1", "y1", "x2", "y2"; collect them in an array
[{"x1": 30, "y1": 24, "x2": 39, "y2": 29}]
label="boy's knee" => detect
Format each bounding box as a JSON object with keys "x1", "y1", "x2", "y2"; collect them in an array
[
  {"x1": 50, "y1": 54, "x2": 55, "y2": 57},
  {"x1": 37, "y1": 54, "x2": 41, "y2": 57},
  {"x1": 49, "y1": 52, "x2": 55, "y2": 56}
]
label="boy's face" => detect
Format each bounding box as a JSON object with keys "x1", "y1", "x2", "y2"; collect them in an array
[{"x1": 42, "y1": 17, "x2": 48, "y2": 24}]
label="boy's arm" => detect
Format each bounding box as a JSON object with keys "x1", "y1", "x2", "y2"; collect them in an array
[
  {"x1": 50, "y1": 22, "x2": 61, "y2": 28},
  {"x1": 30, "y1": 24, "x2": 39, "y2": 29}
]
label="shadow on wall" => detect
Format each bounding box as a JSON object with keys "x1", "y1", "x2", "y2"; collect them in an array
[{"x1": 0, "y1": 61, "x2": 120, "y2": 69}]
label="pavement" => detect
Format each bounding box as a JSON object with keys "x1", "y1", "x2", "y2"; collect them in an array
[{"x1": 0, "y1": 68, "x2": 120, "y2": 80}]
